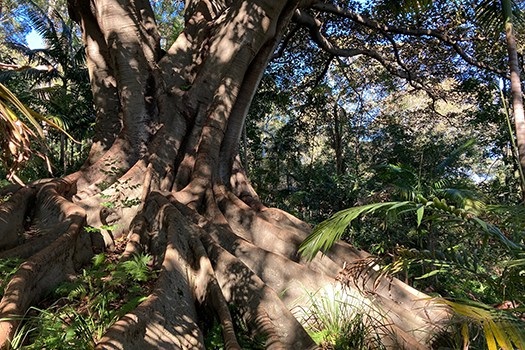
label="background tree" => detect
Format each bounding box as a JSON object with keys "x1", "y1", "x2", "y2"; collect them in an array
[{"x1": 501, "y1": 0, "x2": 525, "y2": 197}]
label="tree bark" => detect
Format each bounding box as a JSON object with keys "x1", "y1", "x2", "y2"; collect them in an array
[
  {"x1": 0, "y1": 0, "x2": 451, "y2": 348},
  {"x1": 502, "y1": 0, "x2": 525, "y2": 200}
]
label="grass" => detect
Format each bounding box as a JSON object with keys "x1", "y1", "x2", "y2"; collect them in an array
[{"x1": 297, "y1": 286, "x2": 385, "y2": 350}]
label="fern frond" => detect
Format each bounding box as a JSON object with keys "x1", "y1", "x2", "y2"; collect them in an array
[{"x1": 115, "y1": 254, "x2": 152, "y2": 282}]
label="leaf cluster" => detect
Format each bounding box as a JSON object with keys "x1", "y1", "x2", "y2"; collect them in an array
[
  {"x1": 0, "y1": 0, "x2": 94, "y2": 180},
  {"x1": 0, "y1": 83, "x2": 75, "y2": 184}
]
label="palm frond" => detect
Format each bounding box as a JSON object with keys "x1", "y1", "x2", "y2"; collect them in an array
[
  {"x1": 299, "y1": 201, "x2": 414, "y2": 260},
  {"x1": 0, "y1": 83, "x2": 44, "y2": 136},
  {"x1": 435, "y1": 138, "x2": 476, "y2": 175},
  {"x1": 7, "y1": 66, "x2": 58, "y2": 84},
  {"x1": 471, "y1": 217, "x2": 522, "y2": 251},
  {"x1": 475, "y1": 0, "x2": 505, "y2": 31},
  {"x1": 394, "y1": 247, "x2": 480, "y2": 275},
  {"x1": 437, "y1": 298, "x2": 525, "y2": 350},
  {"x1": 0, "y1": 83, "x2": 45, "y2": 183},
  {"x1": 72, "y1": 47, "x2": 87, "y2": 68},
  {"x1": 374, "y1": 163, "x2": 419, "y2": 199},
  {"x1": 0, "y1": 83, "x2": 79, "y2": 183},
  {"x1": 26, "y1": 4, "x2": 57, "y2": 46},
  {"x1": 440, "y1": 187, "x2": 484, "y2": 206},
  {"x1": 300, "y1": 186, "x2": 522, "y2": 262},
  {"x1": 474, "y1": 0, "x2": 525, "y2": 33}
]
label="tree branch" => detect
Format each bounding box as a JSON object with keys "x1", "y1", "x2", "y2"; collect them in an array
[
  {"x1": 293, "y1": 9, "x2": 411, "y2": 80},
  {"x1": 309, "y1": 1, "x2": 506, "y2": 75},
  {"x1": 272, "y1": 25, "x2": 300, "y2": 60}
]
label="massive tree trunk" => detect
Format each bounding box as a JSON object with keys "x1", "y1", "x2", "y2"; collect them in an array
[{"x1": 0, "y1": 0, "x2": 450, "y2": 348}]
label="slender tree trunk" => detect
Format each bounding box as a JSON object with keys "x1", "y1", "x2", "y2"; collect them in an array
[
  {"x1": 331, "y1": 94, "x2": 347, "y2": 176},
  {"x1": 502, "y1": 0, "x2": 525, "y2": 199}
]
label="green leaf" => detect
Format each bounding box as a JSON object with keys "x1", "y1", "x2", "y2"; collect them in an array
[
  {"x1": 92, "y1": 253, "x2": 106, "y2": 268},
  {"x1": 506, "y1": 257, "x2": 525, "y2": 268},
  {"x1": 416, "y1": 205, "x2": 424, "y2": 227},
  {"x1": 414, "y1": 269, "x2": 446, "y2": 279},
  {"x1": 471, "y1": 217, "x2": 521, "y2": 251}
]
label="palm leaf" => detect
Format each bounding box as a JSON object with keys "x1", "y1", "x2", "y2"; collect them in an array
[
  {"x1": 0, "y1": 83, "x2": 44, "y2": 137},
  {"x1": 474, "y1": 0, "x2": 525, "y2": 33},
  {"x1": 471, "y1": 217, "x2": 522, "y2": 251},
  {"x1": 0, "y1": 84, "x2": 76, "y2": 140},
  {"x1": 475, "y1": 0, "x2": 505, "y2": 31},
  {"x1": 299, "y1": 201, "x2": 413, "y2": 260},
  {"x1": 438, "y1": 298, "x2": 525, "y2": 350},
  {"x1": 0, "y1": 83, "x2": 79, "y2": 183},
  {"x1": 435, "y1": 138, "x2": 477, "y2": 175}
]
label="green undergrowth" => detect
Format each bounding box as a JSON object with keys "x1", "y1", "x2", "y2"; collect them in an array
[
  {"x1": 204, "y1": 304, "x2": 267, "y2": 349},
  {"x1": 6, "y1": 252, "x2": 156, "y2": 349},
  {"x1": 299, "y1": 288, "x2": 385, "y2": 350},
  {"x1": 0, "y1": 258, "x2": 23, "y2": 297}
]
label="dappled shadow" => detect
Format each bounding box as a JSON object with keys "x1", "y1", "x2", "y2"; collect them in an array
[
  {"x1": 211, "y1": 186, "x2": 449, "y2": 347},
  {"x1": 201, "y1": 228, "x2": 318, "y2": 349},
  {"x1": 0, "y1": 181, "x2": 92, "y2": 346},
  {"x1": 97, "y1": 192, "x2": 205, "y2": 348}
]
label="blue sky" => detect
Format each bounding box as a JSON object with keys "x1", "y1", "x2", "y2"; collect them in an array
[{"x1": 26, "y1": 29, "x2": 45, "y2": 49}]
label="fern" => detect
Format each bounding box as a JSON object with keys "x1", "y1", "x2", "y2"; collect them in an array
[
  {"x1": 113, "y1": 254, "x2": 152, "y2": 283},
  {"x1": 10, "y1": 252, "x2": 156, "y2": 347}
]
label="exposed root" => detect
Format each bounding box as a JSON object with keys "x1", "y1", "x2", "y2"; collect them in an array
[
  {"x1": 0, "y1": 184, "x2": 22, "y2": 198},
  {"x1": 228, "y1": 157, "x2": 262, "y2": 210},
  {"x1": 213, "y1": 189, "x2": 449, "y2": 346},
  {"x1": 186, "y1": 217, "x2": 241, "y2": 350},
  {"x1": 201, "y1": 232, "x2": 318, "y2": 349},
  {"x1": 73, "y1": 139, "x2": 136, "y2": 200},
  {"x1": 98, "y1": 191, "x2": 319, "y2": 348},
  {"x1": 0, "y1": 180, "x2": 86, "y2": 261},
  {"x1": 77, "y1": 160, "x2": 149, "y2": 240},
  {"x1": 202, "y1": 278, "x2": 241, "y2": 350},
  {"x1": 0, "y1": 176, "x2": 450, "y2": 349},
  {"x1": 215, "y1": 186, "x2": 303, "y2": 259},
  {"x1": 122, "y1": 213, "x2": 148, "y2": 260},
  {"x1": 97, "y1": 193, "x2": 204, "y2": 349},
  {"x1": 0, "y1": 182, "x2": 91, "y2": 347},
  {"x1": 0, "y1": 187, "x2": 36, "y2": 250}
]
